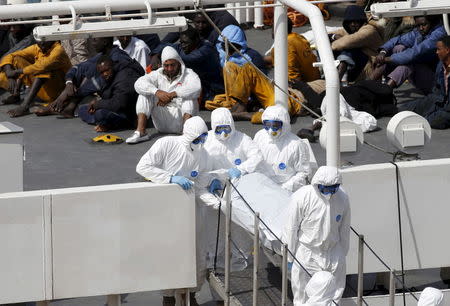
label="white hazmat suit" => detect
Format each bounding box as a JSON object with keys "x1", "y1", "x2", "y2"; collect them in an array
[
  {"x1": 134, "y1": 46, "x2": 201, "y2": 134},
  {"x1": 254, "y1": 105, "x2": 311, "y2": 192},
  {"x1": 136, "y1": 116, "x2": 213, "y2": 296},
  {"x1": 204, "y1": 107, "x2": 263, "y2": 178},
  {"x1": 418, "y1": 287, "x2": 443, "y2": 306},
  {"x1": 283, "y1": 166, "x2": 350, "y2": 305},
  {"x1": 301, "y1": 271, "x2": 336, "y2": 306}
]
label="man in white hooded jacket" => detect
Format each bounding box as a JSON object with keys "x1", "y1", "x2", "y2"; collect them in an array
[
  {"x1": 136, "y1": 116, "x2": 221, "y2": 306},
  {"x1": 254, "y1": 105, "x2": 310, "y2": 192},
  {"x1": 127, "y1": 46, "x2": 202, "y2": 144},
  {"x1": 283, "y1": 166, "x2": 350, "y2": 305},
  {"x1": 204, "y1": 107, "x2": 263, "y2": 180}
]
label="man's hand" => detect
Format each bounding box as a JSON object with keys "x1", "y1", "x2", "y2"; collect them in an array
[
  {"x1": 374, "y1": 51, "x2": 387, "y2": 66},
  {"x1": 65, "y1": 82, "x2": 76, "y2": 97},
  {"x1": 5, "y1": 69, "x2": 22, "y2": 79},
  {"x1": 88, "y1": 99, "x2": 97, "y2": 114},
  {"x1": 8, "y1": 78, "x2": 18, "y2": 95},
  {"x1": 333, "y1": 34, "x2": 343, "y2": 41},
  {"x1": 156, "y1": 90, "x2": 176, "y2": 106}
]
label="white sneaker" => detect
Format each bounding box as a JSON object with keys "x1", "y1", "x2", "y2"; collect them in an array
[{"x1": 126, "y1": 131, "x2": 151, "y2": 144}]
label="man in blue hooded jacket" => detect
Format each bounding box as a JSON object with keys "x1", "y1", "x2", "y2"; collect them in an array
[{"x1": 371, "y1": 15, "x2": 446, "y2": 94}]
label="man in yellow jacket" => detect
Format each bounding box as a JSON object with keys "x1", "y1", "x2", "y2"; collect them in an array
[{"x1": 0, "y1": 40, "x2": 72, "y2": 117}]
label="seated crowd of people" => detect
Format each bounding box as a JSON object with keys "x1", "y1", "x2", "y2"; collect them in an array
[{"x1": 1, "y1": 3, "x2": 449, "y2": 139}]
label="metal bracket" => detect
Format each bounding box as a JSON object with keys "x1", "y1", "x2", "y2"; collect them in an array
[
  {"x1": 68, "y1": 5, "x2": 76, "y2": 30},
  {"x1": 313, "y1": 60, "x2": 340, "y2": 68},
  {"x1": 144, "y1": 0, "x2": 152, "y2": 25},
  {"x1": 105, "y1": 5, "x2": 112, "y2": 21}
]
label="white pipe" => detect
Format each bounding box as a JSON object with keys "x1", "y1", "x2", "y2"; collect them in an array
[
  {"x1": 253, "y1": 1, "x2": 264, "y2": 28},
  {"x1": 273, "y1": 2, "x2": 289, "y2": 110},
  {"x1": 246, "y1": 1, "x2": 254, "y2": 24},
  {"x1": 444, "y1": 14, "x2": 450, "y2": 35},
  {"x1": 0, "y1": 0, "x2": 251, "y2": 19},
  {"x1": 280, "y1": 0, "x2": 340, "y2": 167},
  {"x1": 235, "y1": 3, "x2": 244, "y2": 24}
]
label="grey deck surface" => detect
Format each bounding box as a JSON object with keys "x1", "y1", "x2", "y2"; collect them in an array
[{"x1": 1, "y1": 7, "x2": 450, "y2": 306}]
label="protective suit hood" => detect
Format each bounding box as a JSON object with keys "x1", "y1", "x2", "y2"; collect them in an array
[
  {"x1": 418, "y1": 287, "x2": 443, "y2": 306},
  {"x1": 262, "y1": 105, "x2": 291, "y2": 138},
  {"x1": 211, "y1": 108, "x2": 235, "y2": 140},
  {"x1": 311, "y1": 166, "x2": 342, "y2": 186},
  {"x1": 304, "y1": 271, "x2": 336, "y2": 304},
  {"x1": 161, "y1": 45, "x2": 186, "y2": 76},
  {"x1": 181, "y1": 116, "x2": 208, "y2": 147}
]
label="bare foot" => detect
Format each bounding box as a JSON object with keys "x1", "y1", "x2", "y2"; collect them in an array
[
  {"x1": 94, "y1": 125, "x2": 109, "y2": 132},
  {"x1": 8, "y1": 105, "x2": 30, "y2": 117},
  {"x1": 2, "y1": 95, "x2": 20, "y2": 105},
  {"x1": 34, "y1": 106, "x2": 59, "y2": 116}
]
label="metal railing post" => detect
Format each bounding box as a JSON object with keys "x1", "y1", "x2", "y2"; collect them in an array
[
  {"x1": 357, "y1": 234, "x2": 364, "y2": 306},
  {"x1": 224, "y1": 181, "x2": 232, "y2": 306},
  {"x1": 107, "y1": 294, "x2": 121, "y2": 306},
  {"x1": 281, "y1": 243, "x2": 288, "y2": 306},
  {"x1": 253, "y1": 212, "x2": 260, "y2": 306},
  {"x1": 389, "y1": 270, "x2": 396, "y2": 306}
]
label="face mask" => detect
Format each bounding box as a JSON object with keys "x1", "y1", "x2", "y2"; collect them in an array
[
  {"x1": 214, "y1": 125, "x2": 232, "y2": 142},
  {"x1": 190, "y1": 142, "x2": 204, "y2": 152},
  {"x1": 191, "y1": 132, "x2": 207, "y2": 151},
  {"x1": 263, "y1": 120, "x2": 283, "y2": 141}
]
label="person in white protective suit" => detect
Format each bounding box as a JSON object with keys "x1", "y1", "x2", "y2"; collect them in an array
[
  {"x1": 136, "y1": 116, "x2": 222, "y2": 306},
  {"x1": 126, "y1": 46, "x2": 202, "y2": 144},
  {"x1": 418, "y1": 287, "x2": 444, "y2": 306},
  {"x1": 283, "y1": 166, "x2": 350, "y2": 305},
  {"x1": 301, "y1": 271, "x2": 336, "y2": 306},
  {"x1": 253, "y1": 105, "x2": 311, "y2": 192},
  {"x1": 204, "y1": 107, "x2": 263, "y2": 180}
]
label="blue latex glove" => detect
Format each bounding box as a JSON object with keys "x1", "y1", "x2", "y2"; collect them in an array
[
  {"x1": 170, "y1": 176, "x2": 193, "y2": 190},
  {"x1": 209, "y1": 179, "x2": 223, "y2": 194},
  {"x1": 287, "y1": 262, "x2": 293, "y2": 271},
  {"x1": 228, "y1": 167, "x2": 242, "y2": 179}
]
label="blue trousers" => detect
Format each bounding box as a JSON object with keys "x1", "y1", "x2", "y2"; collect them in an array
[
  {"x1": 398, "y1": 96, "x2": 450, "y2": 130},
  {"x1": 78, "y1": 104, "x2": 130, "y2": 130}
]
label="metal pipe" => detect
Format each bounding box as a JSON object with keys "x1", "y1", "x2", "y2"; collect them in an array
[
  {"x1": 253, "y1": 1, "x2": 264, "y2": 28},
  {"x1": 186, "y1": 288, "x2": 191, "y2": 306},
  {"x1": 246, "y1": 1, "x2": 255, "y2": 24},
  {"x1": 444, "y1": 14, "x2": 450, "y2": 35},
  {"x1": 224, "y1": 180, "x2": 232, "y2": 306},
  {"x1": 107, "y1": 295, "x2": 121, "y2": 306},
  {"x1": 273, "y1": 2, "x2": 289, "y2": 110},
  {"x1": 357, "y1": 235, "x2": 364, "y2": 306},
  {"x1": 389, "y1": 270, "x2": 396, "y2": 306},
  {"x1": 235, "y1": 3, "x2": 244, "y2": 24},
  {"x1": 280, "y1": 0, "x2": 340, "y2": 167},
  {"x1": 252, "y1": 212, "x2": 260, "y2": 306},
  {"x1": 281, "y1": 243, "x2": 288, "y2": 306}
]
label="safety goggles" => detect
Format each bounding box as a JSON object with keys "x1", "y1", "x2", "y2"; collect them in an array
[
  {"x1": 318, "y1": 184, "x2": 340, "y2": 195},
  {"x1": 192, "y1": 132, "x2": 208, "y2": 145},
  {"x1": 215, "y1": 125, "x2": 232, "y2": 135},
  {"x1": 263, "y1": 120, "x2": 283, "y2": 132}
]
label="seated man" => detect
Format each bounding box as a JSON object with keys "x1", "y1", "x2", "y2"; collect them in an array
[
  {"x1": 204, "y1": 107, "x2": 262, "y2": 179},
  {"x1": 77, "y1": 55, "x2": 141, "y2": 132},
  {"x1": 206, "y1": 25, "x2": 305, "y2": 123},
  {"x1": 371, "y1": 15, "x2": 446, "y2": 94},
  {"x1": 36, "y1": 37, "x2": 144, "y2": 118},
  {"x1": 136, "y1": 116, "x2": 220, "y2": 306},
  {"x1": 150, "y1": 27, "x2": 224, "y2": 104},
  {"x1": 330, "y1": 5, "x2": 384, "y2": 82},
  {"x1": 161, "y1": 10, "x2": 239, "y2": 45},
  {"x1": 398, "y1": 36, "x2": 450, "y2": 129},
  {"x1": 1, "y1": 22, "x2": 35, "y2": 58},
  {"x1": 126, "y1": 46, "x2": 201, "y2": 144},
  {"x1": 0, "y1": 40, "x2": 71, "y2": 117},
  {"x1": 265, "y1": 18, "x2": 320, "y2": 84},
  {"x1": 114, "y1": 35, "x2": 151, "y2": 71},
  {"x1": 254, "y1": 105, "x2": 310, "y2": 192}
]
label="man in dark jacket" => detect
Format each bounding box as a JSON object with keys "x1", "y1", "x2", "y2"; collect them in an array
[
  {"x1": 77, "y1": 55, "x2": 140, "y2": 132},
  {"x1": 36, "y1": 37, "x2": 144, "y2": 117},
  {"x1": 398, "y1": 36, "x2": 450, "y2": 129},
  {"x1": 371, "y1": 15, "x2": 446, "y2": 94}
]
